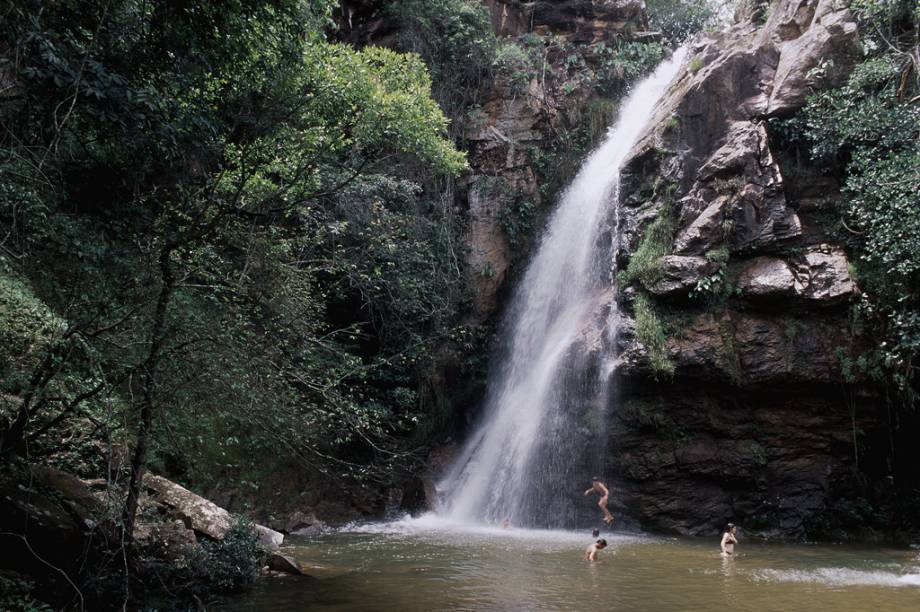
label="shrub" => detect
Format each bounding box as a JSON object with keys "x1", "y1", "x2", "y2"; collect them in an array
[
  {"x1": 0, "y1": 574, "x2": 54, "y2": 612},
  {"x1": 634, "y1": 293, "x2": 675, "y2": 378},
  {"x1": 198, "y1": 517, "x2": 263, "y2": 591},
  {"x1": 493, "y1": 41, "x2": 540, "y2": 95},
  {"x1": 688, "y1": 56, "x2": 705, "y2": 74},
  {"x1": 646, "y1": 0, "x2": 718, "y2": 43},
  {"x1": 619, "y1": 203, "x2": 677, "y2": 288}
]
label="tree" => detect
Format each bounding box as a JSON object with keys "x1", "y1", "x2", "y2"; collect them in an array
[{"x1": 0, "y1": 0, "x2": 465, "y2": 563}]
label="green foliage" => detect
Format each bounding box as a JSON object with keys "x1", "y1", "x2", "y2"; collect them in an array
[
  {"x1": 595, "y1": 41, "x2": 668, "y2": 96},
  {"x1": 688, "y1": 55, "x2": 706, "y2": 74},
  {"x1": 299, "y1": 43, "x2": 467, "y2": 175},
  {"x1": 0, "y1": 0, "x2": 468, "y2": 523},
  {"x1": 619, "y1": 203, "x2": 678, "y2": 288},
  {"x1": 634, "y1": 293, "x2": 675, "y2": 378},
  {"x1": 387, "y1": 0, "x2": 496, "y2": 119},
  {"x1": 499, "y1": 200, "x2": 540, "y2": 251},
  {"x1": 127, "y1": 516, "x2": 262, "y2": 606},
  {"x1": 784, "y1": 5, "x2": 919, "y2": 397},
  {"x1": 646, "y1": 0, "x2": 718, "y2": 43},
  {"x1": 197, "y1": 517, "x2": 262, "y2": 591},
  {"x1": 493, "y1": 40, "x2": 542, "y2": 95},
  {"x1": 0, "y1": 574, "x2": 54, "y2": 612},
  {"x1": 690, "y1": 247, "x2": 735, "y2": 303},
  {"x1": 0, "y1": 263, "x2": 63, "y2": 395}
]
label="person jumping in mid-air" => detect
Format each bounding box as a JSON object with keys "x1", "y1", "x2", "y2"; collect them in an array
[{"x1": 584, "y1": 477, "x2": 615, "y2": 524}]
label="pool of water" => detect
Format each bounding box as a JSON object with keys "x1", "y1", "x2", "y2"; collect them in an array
[{"x1": 225, "y1": 515, "x2": 920, "y2": 611}]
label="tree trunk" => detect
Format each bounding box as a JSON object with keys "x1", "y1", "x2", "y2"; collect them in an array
[{"x1": 122, "y1": 247, "x2": 174, "y2": 550}]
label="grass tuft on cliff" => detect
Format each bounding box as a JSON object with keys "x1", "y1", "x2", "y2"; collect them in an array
[
  {"x1": 619, "y1": 202, "x2": 678, "y2": 289},
  {"x1": 634, "y1": 293, "x2": 675, "y2": 378}
]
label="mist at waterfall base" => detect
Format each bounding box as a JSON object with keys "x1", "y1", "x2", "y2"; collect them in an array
[{"x1": 437, "y1": 48, "x2": 689, "y2": 529}]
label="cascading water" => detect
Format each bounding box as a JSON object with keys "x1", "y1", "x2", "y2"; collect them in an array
[{"x1": 440, "y1": 48, "x2": 688, "y2": 528}]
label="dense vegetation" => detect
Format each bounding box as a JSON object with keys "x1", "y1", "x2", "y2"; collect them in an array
[
  {"x1": 772, "y1": 0, "x2": 919, "y2": 405},
  {"x1": 0, "y1": 0, "x2": 474, "y2": 607}
]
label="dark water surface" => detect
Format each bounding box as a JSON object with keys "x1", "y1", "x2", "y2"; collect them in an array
[{"x1": 224, "y1": 516, "x2": 920, "y2": 611}]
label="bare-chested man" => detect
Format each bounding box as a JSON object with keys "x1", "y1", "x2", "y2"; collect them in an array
[
  {"x1": 720, "y1": 523, "x2": 738, "y2": 556},
  {"x1": 584, "y1": 538, "x2": 607, "y2": 561},
  {"x1": 584, "y1": 477, "x2": 615, "y2": 524}
]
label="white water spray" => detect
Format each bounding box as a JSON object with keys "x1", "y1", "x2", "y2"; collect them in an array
[{"x1": 440, "y1": 48, "x2": 688, "y2": 526}]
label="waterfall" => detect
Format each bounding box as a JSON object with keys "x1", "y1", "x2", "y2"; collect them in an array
[{"x1": 440, "y1": 48, "x2": 688, "y2": 527}]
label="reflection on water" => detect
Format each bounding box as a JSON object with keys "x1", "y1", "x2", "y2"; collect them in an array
[{"x1": 225, "y1": 516, "x2": 920, "y2": 612}]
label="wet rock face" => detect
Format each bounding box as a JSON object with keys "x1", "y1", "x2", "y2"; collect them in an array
[
  {"x1": 610, "y1": 0, "x2": 871, "y2": 538},
  {"x1": 609, "y1": 383, "x2": 872, "y2": 538},
  {"x1": 465, "y1": 3, "x2": 649, "y2": 319}
]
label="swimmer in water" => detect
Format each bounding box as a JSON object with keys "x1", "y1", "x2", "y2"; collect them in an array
[
  {"x1": 584, "y1": 477, "x2": 615, "y2": 524},
  {"x1": 585, "y1": 538, "x2": 607, "y2": 561},
  {"x1": 720, "y1": 523, "x2": 738, "y2": 556}
]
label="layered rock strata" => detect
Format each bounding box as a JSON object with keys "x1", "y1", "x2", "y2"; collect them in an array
[{"x1": 609, "y1": 0, "x2": 872, "y2": 538}]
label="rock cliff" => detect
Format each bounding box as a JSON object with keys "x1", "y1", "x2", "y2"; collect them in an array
[
  {"x1": 464, "y1": 0, "x2": 657, "y2": 317},
  {"x1": 607, "y1": 0, "x2": 891, "y2": 539}
]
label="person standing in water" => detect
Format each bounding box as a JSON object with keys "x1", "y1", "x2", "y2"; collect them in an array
[
  {"x1": 720, "y1": 523, "x2": 738, "y2": 556},
  {"x1": 584, "y1": 477, "x2": 615, "y2": 524},
  {"x1": 585, "y1": 538, "x2": 607, "y2": 561}
]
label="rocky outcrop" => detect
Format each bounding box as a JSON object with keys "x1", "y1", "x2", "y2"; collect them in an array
[
  {"x1": 466, "y1": 2, "x2": 658, "y2": 318},
  {"x1": 736, "y1": 245, "x2": 856, "y2": 303},
  {"x1": 645, "y1": 255, "x2": 715, "y2": 297},
  {"x1": 145, "y1": 474, "x2": 283, "y2": 548},
  {"x1": 488, "y1": 0, "x2": 647, "y2": 40},
  {"x1": 609, "y1": 0, "x2": 871, "y2": 538}
]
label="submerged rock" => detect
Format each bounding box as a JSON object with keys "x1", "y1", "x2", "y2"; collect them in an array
[{"x1": 267, "y1": 552, "x2": 312, "y2": 576}]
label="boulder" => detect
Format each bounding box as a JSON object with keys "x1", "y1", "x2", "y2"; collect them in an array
[
  {"x1": 144, "y1": 475, "x2": 283, "y2": 548},
  {"x1": 269, "y1": 510, "x2": 327, "y2": 535},
  {"x1": 765, "y1": 0, "x2": 861, "y2": 116},
  {"x1": 737, "y1": 257, "x2": 797, "y2": 298},
  {"x1": 256, "y1": 524, "x2": 285, "y2": 549},
  {"x1": 674, "y1": 197, "x2": 727, "y2": 255},
  {"x1": 736, "y1": 246, "x2": 856, "y2": 304},
  {"x1": 145, "y1": 475, "x2": 232, "y2": 540},
  {"x1": 27, "y1": 465, "x2": 105, "y2": 527},
  {"x1": 801, "y1": 245, "x2": 856, "y2": 303},
  {"x1": 508, "y1": 0, "x2": 647, "y2": 42},
  {"x1": 0, "y1": 472, "x2": 87, "y2": 573},
  {"x1": 644, "y1": 255, "x2": 715, "y2": 297},
  {"x1": 135, "y1": 519, "x2": 198, "y2": 561}
]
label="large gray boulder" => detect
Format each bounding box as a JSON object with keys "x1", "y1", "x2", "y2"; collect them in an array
[
  {"x1": 644, "y1": 255, "x2": 715, "y2": 297},
  {"x1": 737, "y1": 257, "x2": 797, "y2": 297},
  {"x1": 736, "y1": 246, "x2": 856, "y2": 304},
  {"x1": 145, "y1": 475, "x2": 283, "y2": 549}
]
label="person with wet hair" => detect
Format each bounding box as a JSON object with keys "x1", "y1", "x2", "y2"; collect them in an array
[
  {"x1": 720, "y1": 523, "x2": 739, "y2": 556},
  {"x1": 585, "y1": 538, "x2": 608, "y2": 561},
  {"x1": 584, "y1": 477, "x2": 615, "y2": 524}
]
